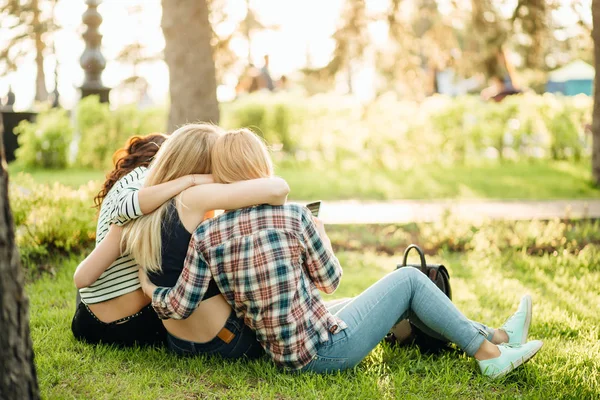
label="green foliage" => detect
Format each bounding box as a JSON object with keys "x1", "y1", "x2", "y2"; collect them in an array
[
  {"x1": 222, "y1": 93, "x2": 592, "y2": 169},
  {"x1": 10, "y1": 174, "x2": 96, "y2": 277},
  {"x1": 76, "y1": 96, "x2": 113, "y2": 169},
  {"x1": 222, "y1": 94, "x2": 300, "y2": 151},
  {"x1": 14, "y1": 108, "x2": 73, "y2": 169},
  {"x1": 327, "y1": 219, "x2": 600, "y2": 257},
  {"x1": 75, "y1": 96, "x2": 166, "y2": 169}
]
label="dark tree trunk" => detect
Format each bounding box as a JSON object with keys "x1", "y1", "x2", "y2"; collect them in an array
[
  {"x1": 593, "y1": 0, "x2": 600, "y2": 186},
  {"x1": 0, "y1": 114, "x2": 40, "y2": 399},
  {"x1": 162, "y1": 0, "x2": 219, "y2": 132}
]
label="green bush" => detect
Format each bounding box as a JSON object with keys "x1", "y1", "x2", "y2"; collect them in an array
[
  {"x1": 10, "y1": 173, "x2": 97, "y2": 276},
  {"x1": 327, "y1": 218, "x2": 600, "y2": 258},
  {"x1": 76, "y1": 96, "x2": 113, "y2": 169},
  {"x1": 222, "y1": 94, "x2": 299, "y2": 150},
  {"x1": 223, "y1": 92, "x2": 592, "y2": 167},
  {"x1": 75, "y1": 96, "x2": 167, "y2": 169},
  {"x1": 15, "y1": 108, "x2": 73, "y2": 169},
  {"x1": 17, "y1": 92, "x2": 594, "y2": 173}
]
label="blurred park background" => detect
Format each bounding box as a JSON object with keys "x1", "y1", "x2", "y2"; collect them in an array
[
  {"x1": 2, "y1": 0, "x2": 600, "y2": 202},
  {"x1": 2, "y1": 1, "x2": 600, "y2": 399}
]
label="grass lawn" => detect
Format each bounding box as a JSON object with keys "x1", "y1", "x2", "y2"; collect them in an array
[
  {"x1": 29, "y1": 222, "x2": 600, "y2": 399},
  {"x1": 10, "y1": 159, "x2": 600, "y2": 200},
  {"x1": 8, "y1": 164, "x2": 105, "y2": 188}
]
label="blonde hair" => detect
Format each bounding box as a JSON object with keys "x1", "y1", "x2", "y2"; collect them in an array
[
  {"x1": 121, "y1": 123, "x2": 222, "y2": 272},
  {"x1": 211, "y1": 128, "x2": 273, "y2": 183}
]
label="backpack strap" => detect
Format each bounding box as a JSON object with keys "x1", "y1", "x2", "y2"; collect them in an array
[{"x1": 402, "y1": 244, "x2": 428, "y2": 274}]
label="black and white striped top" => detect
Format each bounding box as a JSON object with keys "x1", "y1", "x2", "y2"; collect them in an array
[{"x1": 79, "y1": 167, "x2": 147, "y2": 304}]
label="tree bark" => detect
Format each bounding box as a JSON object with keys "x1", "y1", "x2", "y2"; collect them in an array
[
  {"x1": 32, "y1": 0, "x2": 48, "y2": 102},
  {"x1": 0, "y1": 114, "x2": 40, "y2": 399},
  {"x1": 593, "y1": 1, "x2": 600, "y2": 186},
  {"x1": 162, "y1": 0, "x2": 219, "y2": 132}
]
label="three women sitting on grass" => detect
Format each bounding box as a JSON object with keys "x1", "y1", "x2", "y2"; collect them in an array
[{"x1": 73, "y1": 124, "x2": 542, "y2": 378}]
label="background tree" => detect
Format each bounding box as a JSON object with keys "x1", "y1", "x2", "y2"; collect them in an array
[
  {"x1": 377, "y1": 0, "x2": 458, "y2": 98},
  {"x1": 207, "y1": 0, "x2": 237, "y2": 84},
  {"x1": 0, "y1": 0, "x2": 59, "y2": 102},
  {"x1": 114, "y1": 4, "x2": 162, "y2": 103},
  {"x1": 0, "y1": 128, "x2": 40, "y2": 399},
  {"x1": 302, "y1": 0, "x2": 369, "y2": 95},
  {"x1": 207, "y1": 0, "x2": 279, "y2": 87},
  {"x1": 592, "y1": 0, "x2": 600, "y2": 185},
  {"x1": 161, "y1": 0, "x2": 219, "y2": 131}
]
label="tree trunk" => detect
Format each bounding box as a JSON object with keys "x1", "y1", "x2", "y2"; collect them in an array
[
  {"x1": 593, "y1": 0, "x2": 600, "y2": 186},
  {"x1": 162, "y1": 0, "x2": 219, "y2": 132},
  {"x1": 0, "y1": 115, "x2": 40, "y2": 399},
  {"x1": 32, "y1": 0, "x2": 48, "y2": 102}
]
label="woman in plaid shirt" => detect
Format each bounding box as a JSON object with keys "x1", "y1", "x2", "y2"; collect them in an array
[{"x1": 142, "y1": 129, "x2": 543, "y2": 378}]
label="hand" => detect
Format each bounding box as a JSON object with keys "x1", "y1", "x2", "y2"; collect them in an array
[
  {"x1": 313, "y1": 216, "x2": 332, "y2": 250},
  {"x1": 312, "y1": 216, "x2": 326, "y2": 236},
  {"x1": 137, "y1": 268, "x2": 157, "y2": 298},
  {"x1": 190, "y1": 174, "x2": 214, "y2": 186}
]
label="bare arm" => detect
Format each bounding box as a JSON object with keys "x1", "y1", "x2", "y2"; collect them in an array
[
  {"x1": 73, "y1": 225, "x2": 123, "y2": 289},
  {"x1": 110, "y1": 171, "x2": 213, "y2": 225},
  {"x1": 138, "y1": 174, "x2": 213, "y2": 214},
  {"x1": 181, "y1": 177, "x2": 290, "y2": 216}
]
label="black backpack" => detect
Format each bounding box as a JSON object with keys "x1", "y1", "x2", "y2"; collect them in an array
[{"x1": 385, "y1": 245, "x2": 452, "y2": 353}]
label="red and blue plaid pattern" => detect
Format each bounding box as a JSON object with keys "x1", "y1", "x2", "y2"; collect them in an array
[{"x1": 151, "y1": 203, "x2": 346, "y2": 370}]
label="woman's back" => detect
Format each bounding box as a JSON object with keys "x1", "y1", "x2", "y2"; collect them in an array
[
  {"x1": 152, "y1": 200, "x2": 231, "y2": 343},
  {"x1": 80, "y1": 167, "x2": 146, "y2": 305},
  {"x1": 79, "y1": 166, "x2": 152, "y2": 323},
  {"x1": 191, "y1": 203, "x2": 343, "y2": 369},
  {"x1": 72, "y1": 133, "x2": 169, "y2": 347}
]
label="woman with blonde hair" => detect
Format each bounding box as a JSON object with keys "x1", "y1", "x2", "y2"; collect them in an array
[
  {"x1": 74, "y1": 124, "x2": 289, "y2": 354},
  {"x1": 144, "y1": 128, "x2": 542, "y2": 378}
]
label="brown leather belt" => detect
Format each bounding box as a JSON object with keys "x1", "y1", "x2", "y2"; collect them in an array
[{"x1": 216, "y1": 327, "x2": 235, "y2": 344}]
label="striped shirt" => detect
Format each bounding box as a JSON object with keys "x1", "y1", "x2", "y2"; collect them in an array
[
  {"x1": 151, "y1": 204, "x2": 346, "y2": 370},
  {"x1": 79, "y1": 167, "x2": 147, "y2": 304}
]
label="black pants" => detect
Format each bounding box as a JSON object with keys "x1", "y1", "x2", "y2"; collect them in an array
[{"x1": 71, "y1": 301, "x2": 167, "y2": 348}]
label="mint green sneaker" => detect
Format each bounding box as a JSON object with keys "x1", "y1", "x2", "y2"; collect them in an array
[
  {"x1": 478, "y1": 340, "x2": 543, "y2": 379},
  {"x1": 500, "y1": 294, "x2": 532, "y2": 345}
]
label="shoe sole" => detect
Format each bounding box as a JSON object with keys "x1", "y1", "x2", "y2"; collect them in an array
[
  {"x1": 520, "y1": 295, "x2": 532, "y2": 345},
  {"x1": 489, "y1": 341, "x2": 543, "y2": 379}
]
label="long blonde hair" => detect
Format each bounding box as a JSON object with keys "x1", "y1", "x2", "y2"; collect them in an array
[
  {"x1": 211, "y1": 128, "x2": 273, "y2": 183},
  {"x1": 122, "y1": 123, "x2": 222, "y2": 272}
]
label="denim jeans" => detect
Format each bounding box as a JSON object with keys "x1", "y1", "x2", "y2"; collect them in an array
[
  {"x1": 302, "y1": 268, "x2": 494, "y2": 373},
  {"x1": 167, "y1": 311, "x2": 265, "y2": 360}
]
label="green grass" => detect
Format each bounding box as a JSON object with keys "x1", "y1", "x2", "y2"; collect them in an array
[
  {"x1": 8, "y1": 164, "x2": 105, "y2": 188},
  {"x1": 29, "y1": 222, "x2": 600, "y2": 399},
  {"x1": 10, "y1": 159, "x2": 600, "y2": 200},
  {"x1": 278, "y1": 159, "x2": 600, "y2": 200}
]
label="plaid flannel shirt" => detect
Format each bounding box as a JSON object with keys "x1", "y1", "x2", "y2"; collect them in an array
[{"x1": 151, "y1": 203, "x2": 347, "y2": 370}]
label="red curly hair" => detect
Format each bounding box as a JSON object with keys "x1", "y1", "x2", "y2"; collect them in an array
[{"x1": 93, "y1": 133, "x2": 168, "y2": 210}]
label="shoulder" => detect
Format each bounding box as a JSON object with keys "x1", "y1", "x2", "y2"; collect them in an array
[
  {"x1": 280, "y1": 203, "x2": 312, "y2": 222},
  {"x1": 114, "y1": 166, "x2": 147, "y2": 190},
  {"x1": 98, "y1": 166, "x2": 147, "y2": 215},
  {"x1": 244, "y1": 203, "x2": 308, "y2": 222}
]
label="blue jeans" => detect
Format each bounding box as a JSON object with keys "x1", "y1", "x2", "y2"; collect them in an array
[
  {"x1": 302, "y1": 268, "x2": 494, "y2": 373},
  {"x1": 167, "y1": 311, "x2": 264, "y2": 360}
]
